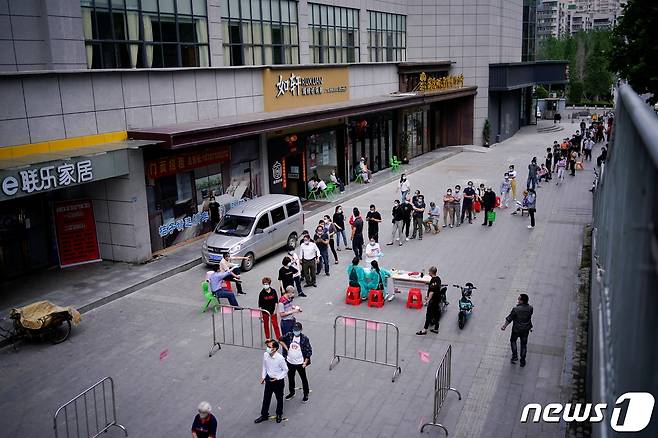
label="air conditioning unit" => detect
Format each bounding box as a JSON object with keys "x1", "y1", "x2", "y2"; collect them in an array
[{"x1": 549, "y1": 92, "x2": 557, "y2": 98}]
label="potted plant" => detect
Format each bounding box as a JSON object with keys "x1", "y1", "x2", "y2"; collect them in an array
[{"x1": 482, "y1": 119, "x2": 491, "y2": 147}]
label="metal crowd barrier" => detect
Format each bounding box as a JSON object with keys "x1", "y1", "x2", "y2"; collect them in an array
[
  {"x1": 209, "y1": 305, "x2": 273, "y2": 357},
  {"x1": 53, "y1": 376, "x2": 127, "y2": 438},
  {"x1": 420, "y1": 345, "x2": 461, "y2": 435},
  {"x1": 329, "y1": 315, "x2": 402, "y2": 382}
]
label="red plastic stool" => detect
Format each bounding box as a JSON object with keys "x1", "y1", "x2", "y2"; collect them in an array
[
  {"x1": 345, "y1": 286, "x2": 362, "y2": 305},
  {"x1": 368, "y1": 290, "x2": 384, "y2": 308},
  {"x1": 406, "y1": 288, "x2": 423, "y2": 309},
  {"x1": 222, "y1": 280, "x2": 232, "y2": 292}
]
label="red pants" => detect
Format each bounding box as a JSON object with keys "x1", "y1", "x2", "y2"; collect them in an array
[{"x1": 262, "y1": 313, "x2": 281, "y2": 340}]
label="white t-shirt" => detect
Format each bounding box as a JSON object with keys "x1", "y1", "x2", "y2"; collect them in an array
[
  {"x1": 287, "y1": 336, "x2": 304, "y2": 365},
  {"x1": 317, "y1": 180, "x2": 327, "y2": 190},
  {"x1": 364, "y1": 242, "x2": 381, "y2": 264}
]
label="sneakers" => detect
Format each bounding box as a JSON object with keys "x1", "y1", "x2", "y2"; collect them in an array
[
  {"x1": 406, "y1": 237, "x2": 410, "y2": 241},
  {"x1": 430, "y1": 328, "x2": 439, "y2": 334},
  {"x1": 511, "y1": 357, "x2": 518, "y2": 364},
  {"x1": 520, "y1": 359, "x2": 526, "y2": 367},
  {"x1": 386, "y1": 242, "x2": 394, "y2": 246},
  {"x1": 255, "y1": 415, "x2": 269, "y2": 424},
  {"x1": 399, "y1": 242, "x2": 403, "y2": 246},
  {"x1": 527, "y1": 225, "x2": 534, "y2": 229},
  {"x1": 416, "y1": 330, "x2": 427, "y2": 335},
  {"x1": 302, "y1": 395, "x2": 309, "y2": 403},
  {"x1": 285, "y1": 393, "x2": 295, "y2": 400},
  {"x1": 276, "y1": 415, "x2": 283, "y2": 423},
  {"x1": 298, "y1": 292, "x2": 308, "y2": 297}
]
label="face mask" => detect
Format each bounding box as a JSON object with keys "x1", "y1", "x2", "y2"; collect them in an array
[
  {"x1": 263, "y1": 284, "x2": 270, "y2": 289},
  {"x1": 292, "y1": 330, "x2": 301, "y2": 336},
  {"x1": 447, "y1": 192, "x2": 452, "y2": 195},
  {"x1": 266, "y1": 347, "x2": 273, "y2": 354},
  {"x1": 199, "y1": 412, "x2": 208, "y2": 419},
  {"x1": 455, "y1": 189, "x2": 460, "y2": 193},
  {"x1": 304, "y1": 239, "x2": 310, "y2": 244}
]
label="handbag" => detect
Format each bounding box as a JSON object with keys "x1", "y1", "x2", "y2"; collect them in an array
[
  {"x1": 486, "y1": 210, "x2": 496, "y2": 222},
  {"x1": 473, "y1": 200, "x2": 481, "y2": 212}
]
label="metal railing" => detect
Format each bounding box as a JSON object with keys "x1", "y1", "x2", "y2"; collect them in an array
[
  {"x1": 590, "y1": 84, "x2": 658, "y2": 438},
  {"x1": 329, "y1": 315, "x2": 402, "y2": 382},
  {"x1": 420, "y1": 345, "x2": 461, "y2": 435},
  {"x1": 53, "y1": 376, "x2": 127, "y2": 438},
  {"x1": 209, "y1": 305, "x2": 273, "y2": 357}
]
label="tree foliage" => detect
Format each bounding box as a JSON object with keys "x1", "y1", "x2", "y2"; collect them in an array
[
  {"x1": 538, "y1": 31, "x2": 614, "y2": 103},
  {"x1": 609, "y1": 0, "x2": 658, "y2": 104}
]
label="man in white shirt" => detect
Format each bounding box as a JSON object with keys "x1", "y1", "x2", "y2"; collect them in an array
[
  {"x1": 219, "y1": 252, "x2": 246, "y2": 295},
  {"x1": 255, "y1": 340, "x2": 289, "y2": 424},
  {"x1": 298, "y1": 234, "x2": 320, "y2": 287}
]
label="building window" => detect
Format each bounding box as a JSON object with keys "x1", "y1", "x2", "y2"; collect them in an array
[
  {"x1": 81, "y1": 0, "x2": 210, "y2": 68},
  {"x1": 309, "y1": 3, "x2": 359, "y2": 64},
  {"x1": 221, "y1": 0, "x2": 300, "y2": 66},
  {"x1": 367, "y1": 11, "x2": 405, "y2": 62}
]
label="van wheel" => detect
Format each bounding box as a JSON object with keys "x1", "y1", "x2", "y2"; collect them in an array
[
  {"x1": 287, "y1": 233, "x2": 298, "y2": 250},
  {"x1": 241, "y1": 253, "x2": 255, "y2": 271}
]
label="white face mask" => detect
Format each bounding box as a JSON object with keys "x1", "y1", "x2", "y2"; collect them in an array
[
  {"x1": 263, "y1": 284, "x2": 270, "y2": 289},
  {"x1": 266, "y1": 347, "x2": 273, "y2": 354}
]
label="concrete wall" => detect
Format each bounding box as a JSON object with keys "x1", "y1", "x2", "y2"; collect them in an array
[
  {"x1": 488, "y1": 89, "x2": 521, "y2": 143},
  {"x1": 0, "y1": 0, "x2": 86, "y2": 71}
]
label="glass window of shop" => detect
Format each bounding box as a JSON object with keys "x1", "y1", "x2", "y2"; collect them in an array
[
  {"x1": 348, "y1": 113, "x2": 394, "y2": 179},
  {"x1": 81, "y1": 0, "x2": 210, "y2": 68},
  {"x1": 309, "y1": 3, "x2": 359, "y2": 63},
  {"x1": 402, "y1": 108, "x2": 426, "y2": 159},
  {"x1": 306, "y1": 130, "x2": 338, "y2": 181}
]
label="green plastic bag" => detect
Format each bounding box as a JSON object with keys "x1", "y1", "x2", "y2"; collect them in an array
[{"x1": 487, "y1": 210, "x2": 496, "y2": 222}]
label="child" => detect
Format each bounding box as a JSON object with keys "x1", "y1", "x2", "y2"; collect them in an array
[
  {"x1": 537, "y1": 164, "x2": 550, "y2": 184},
  {"x1": 499, "y1": 173, "x2": 511, "y2": 208},
  {"x1": 511, "y1": 190, "x2": 529, "y2": 216}
]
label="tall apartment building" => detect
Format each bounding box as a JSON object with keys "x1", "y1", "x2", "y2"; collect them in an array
[
  {"x1": 0, "y1": 0, "x2": 566, "y2": 278},
  {"x1": 536, "y1": 0, "x2": 624, "y2": 40}
]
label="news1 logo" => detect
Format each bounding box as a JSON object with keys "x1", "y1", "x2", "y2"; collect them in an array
[{"x1": 520, "y1": 392, "x2": 655, "y2": 432}]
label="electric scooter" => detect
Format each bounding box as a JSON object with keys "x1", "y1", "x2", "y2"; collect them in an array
[{"x1": 453, "y1": 283, "x2": 477, "y2": 329}]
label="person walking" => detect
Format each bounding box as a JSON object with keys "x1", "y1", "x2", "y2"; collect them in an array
[
  {"x1": 410, "y1": 191, "x2": 426, "y2": 239},
  {"x1": 191, "y1": 401, "x2": 218, "y2": 438},
  {"x1": 527, "y1": 157, "x2": 539, "y2": 190},
  {"x1": 208, "y1": 265, "x2": 240, "y2": 307},
  {"x1": 366, "y1": 204, "x2": 382, "y2": 243},
  {"x1": 482, "y1": 187, "x2": 497, "y2": 227},
  {"x1": 254, "y1": 340, "x2": 288, "y2": 424},
  {"x1": 500, "y1": 174, "x2": 511, "y2": 208},
  {"x1": 350, "y1": 208, "x2": 365, "y2": 260},
  {"x1": 278, "y1": 286, "x2": 302, "y2": 336},
  {"x1": 398, "y1": 174, "x2": 410, "y2": 202},
  {"x1": 416, "y1": 266, "x2": 445, "y2": 335},
  {"x1": 219, "y1": 253, "x2": 246, "y2": 295},
  {"x1": 323, "y1": 215, "x2": 339, "y2": 264},
  {"x1": 544, "y1": 148, "x2": 553, "y2": 181},
  {"x1": 452, "y1": 185, "x2": 462, "y2": 227},
  {"x1": 401, "y1": 196, "x2": 413, "y2": 240},
  {"x1": 259, "y1": 277, "x2": 282, "y2": 340},
  {"x1": 442, "y1": 188, "x2": 455, "y2": 228},
  {"x1": 298, "y1": 234, "x2": 319, "y2": 287},
  {"x1": 314, "y1": 225, "x2": 330, "y2": 277},
  {"x1": 332, "y1": 206, "x2": 349, "y2": 250},
  {"x1": 501, "y1": 293, "x2": 533, "y2": 367},
  {"x1": 552, "y1": 142, "x2": 561, "y2": 173},
  {"x1": 556, "y1": 154, "x2": 567, "y2": 185},
  {"x1": 461, "y1": 181, "x2": 475, "y2": 224},
  {"x1": 208, "y1": 197, "x2": 220, "y2": 232},
  {"x1": 526, "y1": 188, "x2": 537, "y2": 229},
  {"x1": 387, "y1": 199, "x2": 405, "y2": 246},
  {"x1": 508, "y1": 165, "x2": 518, "y2": 200},
  {"x1": 280, "y1": 322, "x2": 312, "y2": 404}
]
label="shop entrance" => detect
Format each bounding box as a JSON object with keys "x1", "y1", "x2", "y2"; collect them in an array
[{"x1": 285, "y1": 152, "x2": 304, "y2": 197}]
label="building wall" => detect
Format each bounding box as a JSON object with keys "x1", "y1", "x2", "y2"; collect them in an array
[
  {"x1": 0, "y1": 0, "x2": 86, "y2": 71},
  {"x1": 488, "y1": 89, "x2": 521, "y2": 143}
]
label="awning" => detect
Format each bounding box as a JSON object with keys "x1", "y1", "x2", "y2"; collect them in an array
[
  {"x1": 0, "y1": 140, "x2": 159, "y2": 202},
  {"x1": 489, "y1": 61, "x2": 569, "y2": 91},
  {"x1": 129, "y1": 86, "x2": 477, "y2": 149}
]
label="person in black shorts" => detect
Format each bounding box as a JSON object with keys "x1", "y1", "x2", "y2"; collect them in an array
[
  {"x1": 366, "y1": 204, "x2": 382, "y2": 243},
  {"x1": 416, "y1": 266, "x2": 447, "y2": 335}
]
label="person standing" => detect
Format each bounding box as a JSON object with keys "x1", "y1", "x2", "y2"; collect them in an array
[
  {"x1": 401, "y1": 196, "x2": 413, "y2": 240},
  {"x1": 298, "y1": 234, "x2": 319, "y2": 287},
  {"x1": 332, "y1": 206, "x2": 349, "y2": 250},
  {"x1": 482, "y1": 187, "x2": 497, "y2": 227},
  {"x1": 280, "y1": 322, "x2": 312, "y2": 403},
  {"x1": 313, "y1": 225, "x2": 330, "y2": 276},
  {"x1": 323, "y1": 215, "x2": 339, "y2": 264},
  {"x1": 279, "y1": 256, "x2": 306, "y2": 298},
  {"x1": 398, "y1": 174, "x2": 411, "y2": 202},
  {"x1": 191, "y1": 401, "x2": 217, "y2": 438},
  {"x1": 508, "y1": 165, "x2": 518, "y2": 200},
  {"x1": 411, "y1": 191, "x2": 426, "y2": 239},
  {"x1": 556, "y1": 154, "x2": 567, "y2": 185},
  {"x1": 526, "y1": 188, "x2": 537, "y2": 229},
  {"x1": 552, "y1": 142, "x2": 561, "y2": 173},
  {"x1": 208, "y1": 265, "x2": 240, "y2": 307},
  {"x1": 442, "y1": 188, "x2": 455, "y2": 228},
  {"x1": 254, "y1": 340, "x2": 288, "y2": 424},
  {"x1": 278, "y1": 286, "x2": 302, "y2": 336},
  {"x1": 388, "y1": 199, "x2": 405, "y2": 246},
  {"x1": 583, "y1": 137, "x2": 594, "y2": 161},
  {"x1": 208, "y1": 196, "x2": 220, "y2": 232},
  {"x1": 500, "y1": 174, "x2": 511, "y2": 208},
  {"x1": 527, "y1": 157, "x2": 539, "y2": 191},
  {"x1": 501, "y1": 293, "x2": 533, "y2": 367},
  {"x1": 544, "y1": 148, "x2": 553, "y2": 181},
  {"x1": 219, "y1": 253, "x2": 246, "y2": 295},
  {"x1": 366, "y1": 204, "x2": 382, "y2": 243},
  {"x1": 452, "y1": 185, "x2": 462, "y2": 228},
  {"x1": 350, "y1": 208, "x2": 365, "y2": 260},
  {"x1": 364, "y1": 237, "x2": 382, "y2": 265},
  {"x1": 416, "y1": 266, "x2": 445, "y2": 335},
  {"x1": 461, "y1": 181, "x2": 475, "y2": 224},
  {"x1": 258, "y1": 277, "x2": 282, "y2": 340},
  {"x1": 569, "y1": 149, "x2": 578, "y2": 176}
]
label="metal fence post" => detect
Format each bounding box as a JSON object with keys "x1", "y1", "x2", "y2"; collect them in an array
[
  {"x1": 209, "y1": 305, "x2": 273, "y2": 356},
  {"x1": 420, "y1": 345, "x2": 461, "y2": 435}
]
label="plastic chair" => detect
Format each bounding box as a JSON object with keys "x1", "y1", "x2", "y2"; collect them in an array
[
  {"x1": 308, "y1": 187, "x2": 319, "y2": 200},
  {"x1": 406, "y1": 288, "x2": 423, "y2": 309},
  {"x1": 367, "y1": 290, "x2": 384, "y2": 308},
  {"x1": 323, "y1": 183, "x2": 336, "y2": 199},
  {"x1": 390, "y1": 158, "x2": 400, "y2": 172},
  {"x1": 201, "y1": 281, "x2": 219, "y2": 313},
  {"x1": 345, "y1": 286, "x2": 362, "y2": 306}
]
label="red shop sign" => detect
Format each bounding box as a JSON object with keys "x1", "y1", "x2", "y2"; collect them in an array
[
  {"x1": 146, "y1": 146, "x2": 231, "y2": 179},
  {"x1": 54, "y1": 200, "x2": 101, "y2": 268}
]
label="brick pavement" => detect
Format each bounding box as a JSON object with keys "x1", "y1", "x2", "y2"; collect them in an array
[{"x1": 0, "y1": 121, "x2": 599, "y2": 437}]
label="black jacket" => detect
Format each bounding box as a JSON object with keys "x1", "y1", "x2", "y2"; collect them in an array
[
  {"x1": 279, "y1": 332, "x2": 313, "y2": 364},
  {"x1": 505, "y1": 303, "x2": 533, "y2": 333},
  {"x1": 401, "y1": 203, "x2": 413, "y2": 220},
  {"x1": 483, "y1": 191, "x2": 497, "y2": 209},
  {"x1": 391, "y1": 205, "x2": 404, "y2": 222}
]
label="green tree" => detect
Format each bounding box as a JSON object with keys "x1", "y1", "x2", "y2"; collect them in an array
[
  {"x1": 609, "y1": 0, "x2": 658, "y2": 104},
  {"x1": 568, "y1": 80, "x2": 584, "y2": 103}
]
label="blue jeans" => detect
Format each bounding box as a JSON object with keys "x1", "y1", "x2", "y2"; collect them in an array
[
  {"x1": 213, "y1": 288, "x2": 239, "y2": 307},
  {"x1": 316, "y1": 248, "x2": 329, "y2": 274},
  {"x1": 335, "y1": 229, "x2": 348, "y2": 248},
  {"x1": 281, "y1": 318, "x2": 295, "y2": 336}
]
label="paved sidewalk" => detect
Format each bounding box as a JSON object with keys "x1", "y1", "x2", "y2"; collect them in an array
[{"x1": 0, "y1": 120, "x2": 598, "y2": 437}]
